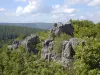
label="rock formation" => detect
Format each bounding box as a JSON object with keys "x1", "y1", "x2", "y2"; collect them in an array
[
  {"x1": 21, "y1": 34, "x2": 39, "y2": 53},
  {"x1": 41, "y1": 39, "x2": 55, "y2": 61},
  {"x1": 41, "y1": 38, "x2": 77, "y2": 65},
  {"x1": 62, "y1": 40, "x2": 75, "y2": 66},
  {"x1": 8, "y1": 44, "x2": 19, "y2": 50},
  {"x1": 7, "y1": 22, "x2": 85, "y2": 67},
  {"x1": 8, "y1": 40, "x2": 20, "y2": 50},
  {"x1": 41, "y1": 22, "x2": 84, "y2": 66},
  {"x1": 8, "y1": 34, "x2": 39, "y2": 53},
  {"x1": 50, "y1": 22, "x2": 74, "y2": 38}
]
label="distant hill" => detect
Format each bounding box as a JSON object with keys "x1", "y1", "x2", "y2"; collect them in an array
[
  {"x1": 0, "y1": 25, "x2": 46, "y2": 47},
  {"x1": 0, "y1": 23, "x2": 54, "y2": 29}
]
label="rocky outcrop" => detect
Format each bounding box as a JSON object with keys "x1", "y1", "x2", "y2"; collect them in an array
[
  {"x1": 41, "y1": 22, "x2": 85, "y2": 66},
  {"x1": 8, "y1": 44, "x2": 19, "y2": 50},
  {"x1": 62, "y1": 41, "x2": 75, "y2": 59},
  {"x1": 62, "y1": 40, "x2": 75, "y2": 66},
  {"x1": 41, "y1": 39, "x2": 55, "y2": 61},
  {"x1": 8, "y1": 34, "x2": 39, "y2": 53},
  {"x1": 8, "y1": 40, "x2": 20, "y2": 50},
  {"x1": 21, "y1": 34, "x2": 39, "y2": 53},
  {"x1": 50, "y1": 22, "x2": 74, "y2": 38},
  {"x1": 41, "y1": 38, "x2": 76, "y2": 64},
  {"x1": 7, "y1": 21, "x2": 85, "y2": 67}
]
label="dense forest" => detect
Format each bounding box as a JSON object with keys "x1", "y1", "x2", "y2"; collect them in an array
[
  {"x1": 0, "y1": 25, "x2": 45, "y2": 47},
  {"x1": 0, "y1": 23, "x2": 53, "y2": 29},
  {"x1": 0, "y1": 20, "x2": 100, "y2": 75}
]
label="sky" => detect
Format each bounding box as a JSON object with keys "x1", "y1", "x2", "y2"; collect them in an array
[{"x1": 0, "y1": 0, "x2": 100, "y2": 23}]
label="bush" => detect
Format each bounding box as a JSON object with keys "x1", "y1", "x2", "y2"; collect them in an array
[{"x1": 53, "y1": 33, "x2": 71, "y2": 56}]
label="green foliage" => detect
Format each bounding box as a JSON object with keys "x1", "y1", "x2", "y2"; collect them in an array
[
  {"x1": 36, "y1": 31, "x2": 49, "y2": 42},
  {"x1": 16, "y1": 35, "x2": 27, "y2": 41},
  {"x1": 53, "y1": 33, "x2": 71, "y2": 56},
  {"x1": 0, "y1": 20, "x2": 100, "y2": 75},
  {"x1": 70, "y1": 20, "x2": 100, "y2": 74},
  {"x1": 0, "y1": 25, "x2": 45, "y2": 46},
  {"x1": 0, "y1": 45, "x2": 70, "y2": 75},
  {"x1": 73, "y1": 38, "x2": 100, "y2": 75}
]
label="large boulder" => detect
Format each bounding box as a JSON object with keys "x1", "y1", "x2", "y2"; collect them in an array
[
  {"x1": 8, "y1": 40, "x2": 20, "y2": 50},
  {"x1": 8, "y1": 34, "x2": 39, "y2": 53},
  {"x1": 41, "y1": 39, "x2": 56, "y2": 61},
  {"x1": 62, "y1": 41, "x2": 75, "y2": 59},
  {"x1": 21, "y1": 34, "x2": 39, "y2": 53},
  {"x1": 62, "y1": 40, "x2": 75, "y2": 66},
  {"x1": 50, "y1": 22, "x2": 74, "y2": 38},
  {"x1": 8, "y1": 44, "x2": 19, "y2": 50}
]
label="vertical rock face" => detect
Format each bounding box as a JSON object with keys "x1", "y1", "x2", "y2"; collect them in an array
[
  {"x1": 50, "y1": 22, "x2": 74, "y2": 37},
  {"x1": 62, "y1": 41, "x2": 75, "y2": 66},
  {"x1": 41, "y1": 38, "x2": 76, "y2": 65},
  {"x1": 41, "y1": 22, "x2": 84, "y2": 66},
  {"x1": 8, "y1": 34, "x2": 39, "y2": 53},
  {"x1": 21, "y1": 34, "x2": 39, "y2": 53},
  {"x1": 41, "y1": 39, "x2": 54, "y2": 61},
  {"x1": 60, "y1": 23, "x2": 74, "y2": 37},
  {"x1": 62, "y1": 41, "x2": 74, "y2": 59}
]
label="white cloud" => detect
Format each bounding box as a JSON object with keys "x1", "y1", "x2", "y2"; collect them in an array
[
  {"x1": 15, "y1": 0, "x2": 76, "y2": 22},
  {"x1": 64, "y1": 8, "x2": 75, "y2": 14},
  {"x1": 16, "y1": 0, "x2": 43, "y2": 15},
  {"x1": 51, "y1": 14, "x2": 66, "y2": 22},
  {"x1": 0, "y1": 8, "x2": 6, "y2": 12},
  {"x1": 78, "y1": 11, "x2": 100, "y2": 23},
  {"x1": 69, "y1": 14, "x2": 76, "y2": 16},
  {"x1": 52, "y1": 4, "x2": 60, "y2": 9},
  {"x1": 51, "y1": 13, "x2": 76, "y2": 23},
  {"x1": 15, "y1": 0, "x2": 76, "y2": 18},
  {"x1": 22, "y1": 1, "x2": 37, "y2": 14},
  {"x1": 88, "y1": 0, "x2": 100, "y2": 6},
  {"x1": 52, "y1": 5, "x2": 75, "y2": 14},
  {"x1": 51, "y1": 4, "x2": 76, "y2": 22},
  {"x1": 52, "y1": 15, "x2": 59, "y2": 19},
  {"x1": 79, "y1": 16, "x2": 87, "y2": 20},
  {"x1": 16, "y1": 6, "x2": 23, "y2": 16},
  {"x1": 65, "y1": 0, "x2": 90, "y2": 4}
]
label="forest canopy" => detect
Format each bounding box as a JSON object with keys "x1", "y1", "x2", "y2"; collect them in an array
[{"x1": 0, "y1": 25, "x2": 45, "y2": 47}]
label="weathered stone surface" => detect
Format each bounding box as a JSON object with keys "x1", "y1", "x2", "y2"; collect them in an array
[
  {"x1": 62, "y1": 41, "x2": 75, "y2": 66},
  {"x1": 41, "y1": 39, "x2": 55, "y2": 61},
  {"x1": 8, "y1": 40, "x2": 20, "y2": 50},
  {"x1": 21, "y1": 34, "x2": 39, "y2": 53},
  {"x1": 42, "y1": 23, "x2": 76, "y2": 65},
  {"x1": 41, "y1": 38, "x2": 78, "y2": 66},
  {"x1": 69, "y1": 38, "x2": 79, "y2": 47},
  {"x1": 41, "y1": 22, "x2": 86, "y2": 67},
  {"x1": 8, "y1": 44, "x2": 19, "y2": 50},
  {"x1": 8, "y1": 34, "x2": 39, "y2": 53},
  {"x1": 50, "y1": 22, "x2": 74, "y2": 37}
]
